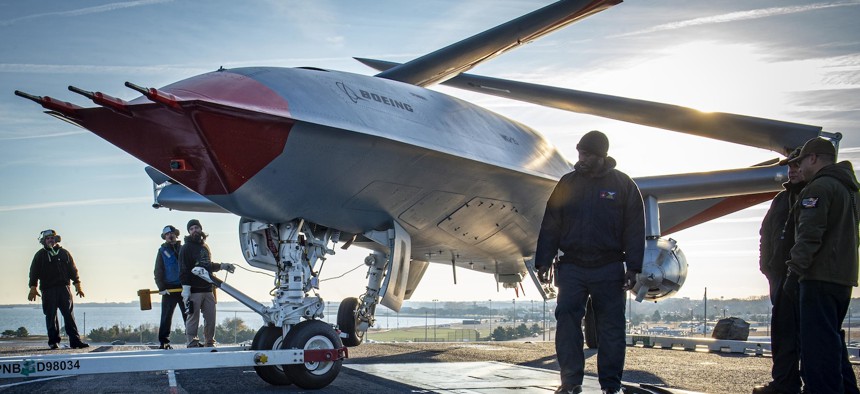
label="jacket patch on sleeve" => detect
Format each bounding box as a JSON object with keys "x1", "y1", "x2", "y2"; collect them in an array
[
  {"x1": 801, "y1": 197, "x2": 819, "y2": 208},
  {"x1": 599, "y1": 190, "x2": 617, "y2": 200}
]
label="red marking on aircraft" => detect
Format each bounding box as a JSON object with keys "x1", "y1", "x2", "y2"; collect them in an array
[
  {"x1": 79, "y1": 72, "x2": 294, "y2": 195},
  {"x1": 664, "y1": 191, "x2": 778, "y2": 235}
]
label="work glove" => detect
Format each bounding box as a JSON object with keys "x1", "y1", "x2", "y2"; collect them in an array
[
  {"x1": 537, "y1": 265, "x2": 551, "y2": 284},
  {"x1": 158, "y1": 290, "x2": 169, "y2": 296},
  {"x1": 623, "y1": 270, "x2": 639, "y2": 291},
  {"x1": 220, "y1": 263, "x2": 235, "y2": 273},
  {"x1": 181, "y1": 285, "x2": 192, "y2": 312},
  {"x1": 28, "y1": 286, "x2": 40, "y2": 301},
  {"x1": 74, "y1": 282, "x2": 85, "y2": 298},
  {"x1": 782, "y1": 268, "x2": 799, "y2": 296}
]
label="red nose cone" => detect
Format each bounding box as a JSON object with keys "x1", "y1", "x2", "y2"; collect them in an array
[{"x1": 71, "y1": 71, "x2": 293, "y2": 196}]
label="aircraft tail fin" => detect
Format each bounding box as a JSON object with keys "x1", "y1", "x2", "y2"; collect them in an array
[{"x1": 374, "y1": 0, "x2": 621, "y2": 87}]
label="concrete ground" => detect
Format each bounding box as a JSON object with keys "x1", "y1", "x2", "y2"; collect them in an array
[{"x1": 0, "y1": 340, "x2": 858, "y2": 393}]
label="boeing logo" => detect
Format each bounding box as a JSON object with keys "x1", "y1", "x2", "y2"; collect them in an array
[{"x1": 337, "y1": 82, "x2": 413, "y2": 112}]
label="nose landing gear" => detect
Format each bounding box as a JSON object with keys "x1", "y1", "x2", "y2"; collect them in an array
[{"x1": 250, "y1": 325, "x2": 291, "y2": 386}]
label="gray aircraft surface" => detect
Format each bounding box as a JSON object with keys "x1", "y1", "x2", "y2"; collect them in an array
[{"x1": 14, "y1": 0, "x2": 833, "y2": 389}]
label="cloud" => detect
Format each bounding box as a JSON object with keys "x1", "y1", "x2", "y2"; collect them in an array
[
  {"x1": 265, "y1": 1, "x2": 345, "y2": 49},
  {"x1": 0, "y1": 131, "x2": 87, "y2": 141},
  {"x1": 0, "y1": 197, "x2": 150, "y2": 213},
  {"x1": 613, "y1": 2, "x2": 860, "y2": 38},
  {"x1": 0, "y1": 0, "x2": 173, "y2": 27}
]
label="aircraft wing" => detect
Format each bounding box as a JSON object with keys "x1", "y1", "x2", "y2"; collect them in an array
[
  {"x1": 658, "y1": 194, "x2": 775, "y2": 235},
  {"x1": 376, "y1": 0, "x2": 621, "y2": 87},
  {"x1": 357, "y1": 58, "x2": 822, "y2": 154},
  {"x1": 635, "y1": 163, "x2": 784, "y2": 234}
]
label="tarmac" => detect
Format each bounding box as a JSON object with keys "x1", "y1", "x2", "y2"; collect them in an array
[{"x1": 0, "y1": 340, "x2": 858, "y2": 393}]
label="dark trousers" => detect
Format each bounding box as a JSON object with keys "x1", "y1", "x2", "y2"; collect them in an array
[
  {"x1": 158, "y1": 292, "x2": 188, "y2": 345},
  {"x1": 767, "y1": 274, "x2": 801, "y2": 392},
  {"x1": 798, "y1": 280, "x2": 859, "y2": 394},
  {"x1": 41, "y1": 286, "x2": 83, "y2": 346},
  {"x1": 555, "y1": 263, "x2": 626, "y2": 390}
]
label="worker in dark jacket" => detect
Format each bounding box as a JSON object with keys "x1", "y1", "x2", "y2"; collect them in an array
[
  {"x1": 535, "y1": 130, "x2": 645, "y2": 394},
  {"x1": 753, "y1": 147, "x2": 805, "y2": 394},
  {"x1": 179, "y1": 219, "x2": 234, "y2": 347},
  {"x1": 27, "y1": 229, "x2": 89, "y2": 350},
  {"x1": 786, "y1": 137, "x2": 860, "y2": 393},
  {"x1": 154, "y1": 225, "x2": 187, "y2": 349}
]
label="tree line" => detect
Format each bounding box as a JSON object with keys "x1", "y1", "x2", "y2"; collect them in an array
[
  {"x1": 490, "y1": 323, "x2": 543, "y2": 341},
  {"x1": 1, "y1": 327, "x2": 29, "y2": 338}
]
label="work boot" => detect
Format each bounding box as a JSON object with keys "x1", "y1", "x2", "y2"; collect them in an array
[
  {"x1": 555, "y1": 385, "x2": 582, "y2": 394},
  {"x1": 159, "y1": 343, "x2": 172, "y2": 350},
  {"x1": 49, "y1": 343, "x2": 59, "y2": 350},
  {"x1": 187, "y1": 340, "x2": 203, "y2": 348},
  {"x1": 70, "y1": 342, "x2": 89, "y2": 349},
  {"x1": 602, "y1": 388, "x2": 624, "y2": 394}
]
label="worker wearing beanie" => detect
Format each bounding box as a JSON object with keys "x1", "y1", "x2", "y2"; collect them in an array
[
  {"x1": 178, "y1": 219, "x2": 234, "y2": 347},
  {"x1": 534, "y1": 130, "x2": 645, "y2": 394}
]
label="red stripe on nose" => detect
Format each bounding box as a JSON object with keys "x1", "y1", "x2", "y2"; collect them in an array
[{"x1": 73, "y1": 72, "x2": 293, "y2": 196}]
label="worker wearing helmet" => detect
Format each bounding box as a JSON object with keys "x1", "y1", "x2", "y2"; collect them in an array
[
  {"x1": 154, "y1": 225, "x2": 188, "y2": 349},
  {"x1": 28, "y1": 229, "x2": 89, "y2": 350}
]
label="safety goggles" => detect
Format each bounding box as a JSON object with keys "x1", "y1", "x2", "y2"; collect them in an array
[{"x1": 40, "y1": 230, "x2": 57, "y2": 238}]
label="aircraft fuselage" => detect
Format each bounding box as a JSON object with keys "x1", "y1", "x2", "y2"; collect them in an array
[{"x1": 79, "y1": 67, "x2": 574, "y2": 271}]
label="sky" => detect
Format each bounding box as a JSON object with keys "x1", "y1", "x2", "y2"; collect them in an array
[{"x1": 0, "y1": 0, "x2": 859, "y2": 307}]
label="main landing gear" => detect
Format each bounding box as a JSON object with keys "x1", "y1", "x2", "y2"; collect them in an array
[{"x1": 337, "y1": 297, "x2": 364, "y2": 347}]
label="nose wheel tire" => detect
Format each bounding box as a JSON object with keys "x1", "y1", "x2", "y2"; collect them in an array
[
  {"x1": 337, "y1": 296, "x2": 364, "y2": 347},
  {"x1": 250, "y1": 325, "x2": 292, "y2": 386},
  {"x1": 283, "y1": 320, "x2": 344, "y2": 389}
]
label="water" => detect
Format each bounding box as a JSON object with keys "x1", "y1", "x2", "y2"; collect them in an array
[{"x1": 0, "y1": 304, "x2": 466, "y2": 336}]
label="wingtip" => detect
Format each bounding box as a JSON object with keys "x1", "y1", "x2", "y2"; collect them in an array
[{"x1": 354, "y1": 57, "x2": 399, "y2": 72}]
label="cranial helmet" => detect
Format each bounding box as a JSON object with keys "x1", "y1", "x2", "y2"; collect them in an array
[
  {"x1": 161, "y1": 225, "x2": 180, "y2": 239},
  {"x1": 39, "y1": 229, "x2": 61, "y2": 244}
]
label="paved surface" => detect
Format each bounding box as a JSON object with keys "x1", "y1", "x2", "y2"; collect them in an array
[{"x1": 0, "y1": 341, "x2": 857, "y2": 393}]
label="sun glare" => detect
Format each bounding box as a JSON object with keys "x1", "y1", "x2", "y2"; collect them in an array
[
  {"x1": 592, "y1": 41, "x2": 790, "y2": 115},
  {"x1": 525, "y1": 40, "x2": 844, "y2": 176}
]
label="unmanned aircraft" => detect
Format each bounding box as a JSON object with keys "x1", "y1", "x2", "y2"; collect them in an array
[{"x1": 14, "y1": 0, "x2": 836, "y2": 388}]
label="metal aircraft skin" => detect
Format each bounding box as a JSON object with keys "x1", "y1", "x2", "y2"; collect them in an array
[
  {"x1": 15, "y1": 0, "x2": 827, "y2": 301},
  {"x1": 16, "y1": 0, "x2": 829, "y2": 354},
  {"x1": 30, "y1": 63, "x2": 798, "y2": 276}
]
